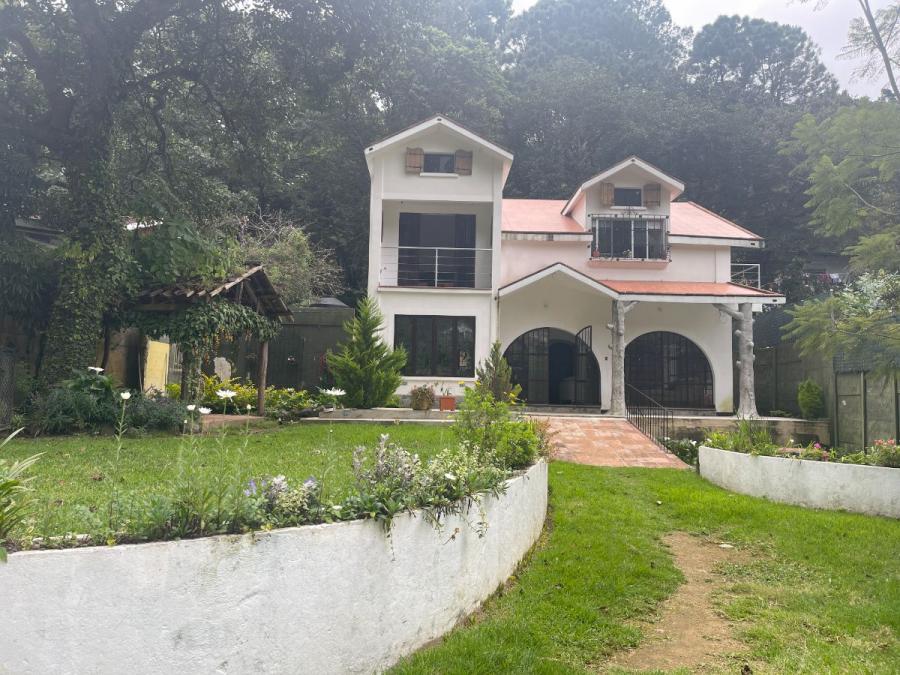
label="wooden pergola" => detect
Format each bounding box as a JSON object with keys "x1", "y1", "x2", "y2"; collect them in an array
[{"x1": 135, "y1": 265, "x2": 291, "y2": 415}]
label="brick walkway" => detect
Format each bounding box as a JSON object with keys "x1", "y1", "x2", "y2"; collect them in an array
[{"x1": 539, "y1": 416, "x2": 687, "y2": 468}]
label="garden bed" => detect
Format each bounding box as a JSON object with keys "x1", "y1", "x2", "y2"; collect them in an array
[
  {"x1": 699, "y1": 445, "x2": 900, "y2": 518},
  {"x1": 1, "y1": 461, "x2": 547, "y2": 674}
]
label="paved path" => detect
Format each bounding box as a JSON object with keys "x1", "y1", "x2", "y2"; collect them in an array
[{"x1": 539, "y1": 416, "x2": 687, "y2": 468}]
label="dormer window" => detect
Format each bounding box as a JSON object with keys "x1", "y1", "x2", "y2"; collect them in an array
[
  {"x1": 423, "y1": 153, "x2": 455, "y2": 173},
  {"x1": 613, "y1": 188, "x2": 642, "y2": 207}
]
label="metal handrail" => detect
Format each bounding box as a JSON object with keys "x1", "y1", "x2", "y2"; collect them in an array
[
  {"x1": 731, "y1": 263, "x2": 761, "y2": 289},
  {"x1": 625, "y1": 383, "x2": 673, "y2": 448},
  {"x1": 380, "y1": 245, "x2": 492, "y2": 289}
]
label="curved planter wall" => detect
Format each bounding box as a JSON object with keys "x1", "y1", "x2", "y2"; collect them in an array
[
  {"x1": 699, "y1": 446, "x2": 899, "y2": 518},
  {"x1": 1, "y1": 461, "x2": 548, "y2": 674}
]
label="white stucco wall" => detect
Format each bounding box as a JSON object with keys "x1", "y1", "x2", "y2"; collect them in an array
[
  {"x1": 499, "y1": 240, "x2": 730, "y2": 286},
  {"x1": 699, "y1": 446, "x2": 900, "y2": 518},
  {"x1": 375, "y1": 288, "x2": 495, "y2": 396},
  {"x1": 498, "y1": 273, "x2": 734, "y2": 411},
  {"x1": 1, "y1": 462, "x2": 548, "y2": 675}
]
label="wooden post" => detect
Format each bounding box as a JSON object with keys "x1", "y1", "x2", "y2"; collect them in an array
[
  {"x1": 714, "y1": 302, "x2": 758, "y2": 418},
  {"x1": 257, "y1": 340, "x2": 269, "y2": 417},
  {"x1": 608, "y1": 299, "x2": 636, "y2": 416}
]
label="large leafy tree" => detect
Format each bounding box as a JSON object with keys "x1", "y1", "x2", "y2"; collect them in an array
[
  {"x1": 688, "y1": 15, "x2": 839, "y2": 106},
  {"x1": 785, "y1": 101, "x2": 900, "y2": 372}
]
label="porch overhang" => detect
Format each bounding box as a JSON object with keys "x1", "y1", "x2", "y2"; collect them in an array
[{"x1": 498, "y1": 263, "x2": 785, "y2": 305}]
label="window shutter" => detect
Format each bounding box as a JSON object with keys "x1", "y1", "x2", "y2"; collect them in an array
[
  {"x1": 405, "y1": 147, "x2": 424, "y2": 173},
  {"x1": 454, "y1": 150, "x2": 473, "y2": 175},
  {"x1": 599, "y1": 182, "x2": 615, "y2": 207},
  {"x1": 643, "y1": 182, "x2": 661, "y2": 208}
]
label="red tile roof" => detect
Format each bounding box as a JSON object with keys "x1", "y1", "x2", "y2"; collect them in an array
[
  {"x1": 669, "y1": 202, "x2": 760, "y2": 240},
  {"x1": 500, "y1": 199, "x2": 762, "y2": 241},
  {"x1": 501, "y1": 199, "x2": 584, "y2": 233},
  {"x1": 599, "y1": 280, "x2": 781, "y2": 298}
]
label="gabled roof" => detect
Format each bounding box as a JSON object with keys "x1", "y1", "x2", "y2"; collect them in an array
[
  {"x1": 364, "y1": 114, "x2": 514, "y2": 162},
  {"x1": 669, "y1": 202, "x2": 761, "y2": 241},
  {"x1": 500, "y1": 198, "x2": 763, "y2": 245},
  {"x1": 562, "y1": 156, "x2": 685, "y2": 215},
  {"x1": 498, "y1": 263, "x2": 784, "y2": 304}
]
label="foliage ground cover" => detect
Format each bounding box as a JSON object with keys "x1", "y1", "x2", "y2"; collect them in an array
[
  {"x1": 701, "y1": 420, "x2": 900, "y2": 468},
  {"x1": 1, "y1": 423, "x2": 451, "y2": 543},
  {"x1": 392, "y1": 464, "x2": 900, "y2": 674}
]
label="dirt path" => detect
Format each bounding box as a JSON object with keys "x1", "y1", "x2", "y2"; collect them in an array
[{"x1": 606, "y1": 532, "x2": 747, "y2": 673}]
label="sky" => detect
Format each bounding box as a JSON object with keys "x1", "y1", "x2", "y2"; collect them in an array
[{"x1": 510, "y1": 0, "x2": 893, "y2": 98}]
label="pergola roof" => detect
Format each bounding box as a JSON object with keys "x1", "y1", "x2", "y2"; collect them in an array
[{"x1": 135, "y1": 265, "x2": 292, "y2": 320}]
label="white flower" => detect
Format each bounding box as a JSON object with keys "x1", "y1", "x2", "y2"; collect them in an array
[
  {"x1": 186, "y1": 404, "x2": 196, "y2": 411},
  {"x1": 444, "y1": 472, "x2": 457, "y2": 481},
  {"x1": 320, "y1": 387, "x2": 346, "y2": 397},
  {"x1": 246, "y1": 404, "x2": 252, "y2": 411},
  {"x1": 216, "y1": 389, "x2": 237, "y2": 399},
  {"x1": 199, "y1": 407, "x2": 212, "y2": 415},
  {"x1": 88, "y1": 366, "x2": 104, "y2": 374},
  {"x1": 120, "y1": 392, "x2": 131, "y2": 400}
]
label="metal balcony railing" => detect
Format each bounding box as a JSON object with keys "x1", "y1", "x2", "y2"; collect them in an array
[
  {"x1": 731, "y1": 263, "x2": 761, "y2": 288},
  {"x1": 625, "y1": 384, "x2": 672, "y2": 448},
  {"x1": 590, "y1": 215, "x2": 669, "y2": 261},
  {"x1": 380, "y1": 246, "x2": 492, "y2": 290}
]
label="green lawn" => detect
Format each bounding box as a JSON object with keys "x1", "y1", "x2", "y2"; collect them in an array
[
  {"x1": 6, "y1": 426, "x2": 899, "y2": 673},
  {"x1": 393, "y1": 463, "x2": 900, "y2": 674},
  {"x1": 3, "y1": 422, "x2": 452, "y2": 540}
]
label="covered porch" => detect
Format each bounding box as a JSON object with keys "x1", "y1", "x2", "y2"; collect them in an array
[{"x1": 497, "y1": 264, "x2": 785, "y2": 415}]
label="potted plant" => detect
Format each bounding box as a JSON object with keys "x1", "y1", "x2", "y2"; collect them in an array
[
  {"x1": 438, "y1": 384, "x2": 457, "y2": 412},
  {"x1": 409, "y1": 385, "x2": 435, "y2": 411}
]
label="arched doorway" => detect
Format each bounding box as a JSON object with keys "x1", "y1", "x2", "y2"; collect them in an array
[
  {"x1": 625, "y1": 331, "x2": 713, "y2": 409},
  {"x1": 503, "y1": 327, "x2": 600, "y2": 405}
]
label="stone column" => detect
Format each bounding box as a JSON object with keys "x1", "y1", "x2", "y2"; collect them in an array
[
  {"x1": 256, "y1": 340, "x2": 269, "y2": 417},
  {"x1": 714, "y1": 302, "x2": 758, "y2": 418},
  {"x1": 608, "y1": 299, "x2": 636, "y2": 416}
]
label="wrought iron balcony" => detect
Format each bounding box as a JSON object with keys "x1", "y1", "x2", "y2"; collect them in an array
[
  {"x1": 380, "y1": 246, "x2": 492, "y2": 290},
  {"x1": 590, "y1": 214, "x2": 669, "y2": 261}
]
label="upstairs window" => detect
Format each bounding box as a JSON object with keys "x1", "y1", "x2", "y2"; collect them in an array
[
  {"x1": 592, "y1": 216, "x2": 668, "y2": 260},
  {"x1": 613, "y1": 187, "x2": 642, "y2": 207},
  {"x1": 405, "y1": 148, "x2": 473, "y2": 175},
  {"x1": 423, "y1": 153, "x2": 455, "y2": 173}
]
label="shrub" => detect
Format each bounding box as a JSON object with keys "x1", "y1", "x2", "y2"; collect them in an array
[
  {"x1": 842, "y1": 439, "x2": 900, "y2": 468},
  {"x1": 475, "y1": 341, "x2": 520, "y2": 401},
  {"x1": 704, "y1": 419, "x2": 778, "y2": 456},
  {"x1": 165, "y1": 383, "x2": 181, "y2": 400},
  {"x1": 126, "y1": 395, "x2": 187, "y2": 432},
  {"x1": 264, "y1": 387, "x2": 318, "y2": 421},
  {"x1": 659, "y1": 437, "x2": 699, "y2": 467},
  {"x1": 200, "y1": 375, "x2": 257, "y2": 413},
  {"x1": 0, "y1": 429, "x2": 41, "y2": 561},
  {"x1": 326, "y1": 296, "x2": 406, "y2": 408},
  {"x1": 29, "y1": 385, "x2": 116, "y2": 434},
  {"x1": 797, "y1": 379, "x2": 825, "y2": 419},
  {"x1": 410, "y1": 385, "x2": 435, "y2": 411},
  {"x1": 454, "y1": 386, "x2": 544, "y2": 470}
]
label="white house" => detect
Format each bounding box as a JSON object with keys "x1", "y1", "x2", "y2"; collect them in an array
[{"x1": 365, "y1": 115, "x2": 784, "y2": 414}]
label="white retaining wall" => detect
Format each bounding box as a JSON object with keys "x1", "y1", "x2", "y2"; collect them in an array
[
  {"x1": 1, "y1": 461, "x2": 548, "y2": 674},
  {"x1": 699, "y1": 446, "x2": 900, "y2": 518}
]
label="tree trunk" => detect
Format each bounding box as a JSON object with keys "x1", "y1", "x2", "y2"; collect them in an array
[
  {"x1": 256, "y1": 340, "x2": 269, "y2": 416},
  {"x1": 608, "y1": 300, "x2": 635, "y2": 416},
  {"x1": 714, "y1": 302, "x2": 758, "y2": 418},
  {"x1": 180, "y1": 348, "x2": 202, "y2": 403},
  {"x1": 38, "y1": 136, "x2": 129, "y2": 386}
]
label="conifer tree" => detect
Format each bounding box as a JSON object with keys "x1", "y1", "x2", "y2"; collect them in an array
[{"x1": 326, "y1": 297, "x2": 406, "y2": 408}]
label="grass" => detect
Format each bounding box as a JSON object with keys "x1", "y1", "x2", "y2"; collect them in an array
[
  {"x1": 2, "y1": 422, "x2": 452, "y2": 540},
  {"x1": 5, "y1": 425, "x2": 899, "y2": 672},
  {"x1": 392, "y1": 463, "x2": 900, "y2": 674}
]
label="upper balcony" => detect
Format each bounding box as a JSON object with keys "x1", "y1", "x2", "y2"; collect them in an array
[
  {"x1": 379, "y1": 246, "x2": 492, "y2": 290},
  {"x1": 590, "y1": 214, "x2": 670, "y2": 263}
]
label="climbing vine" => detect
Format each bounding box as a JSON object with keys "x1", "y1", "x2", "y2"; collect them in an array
[{"x1": 123, "y1": 298, "x2": 280, "y2": 354}]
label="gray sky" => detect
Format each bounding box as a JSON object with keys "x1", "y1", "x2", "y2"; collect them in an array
[{"x1": 510, "y1": 0, "x2": 892, "y2": 97}]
